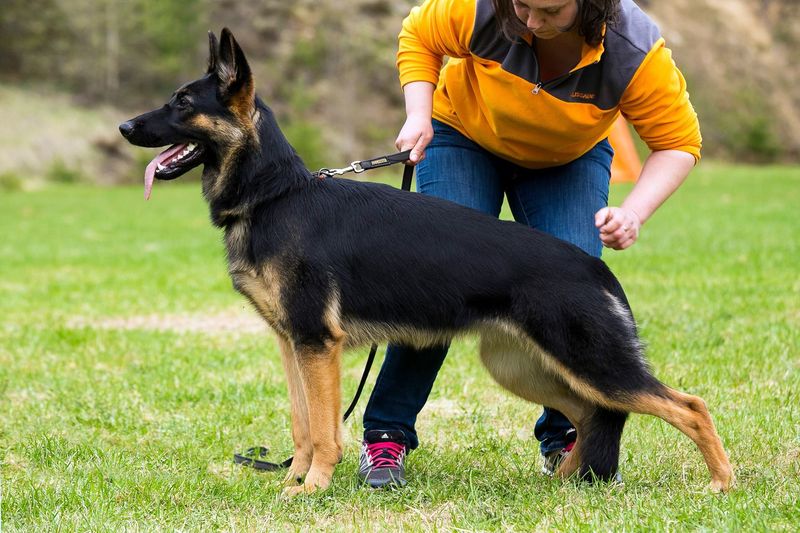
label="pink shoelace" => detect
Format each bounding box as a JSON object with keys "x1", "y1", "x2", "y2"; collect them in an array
[{"x1": 365, "y1": 441, "x2": 405, "y2": 468}]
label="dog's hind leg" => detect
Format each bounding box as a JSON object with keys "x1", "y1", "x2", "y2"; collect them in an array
[
  {"x1": 479, "y1": 329, "x2": 603, "y2": 479},
  {"x1": 617, "y1": 387, "x2": 734, "y2": 492},
  {"x1": 544, "y1": 363, "x2": 732, "y2": 490},
  {"x1": 282, "y1": 336, "x2": 344, "y2": 497},
  {"x1": 513, "y1": 289, "x2": 733, "y2": 490},
  {"x1": 560, "y1": 407, "x2": 628, "y2": 482},
  {"x1": 479, "y1": 326, "x2": 732, "y2": 489},
  {"x1": 544, "y1": 366, "x2": 732, "y2": 490},
  {"x1": 277, "y1": 336, "x2": 314, "y2": 487}
]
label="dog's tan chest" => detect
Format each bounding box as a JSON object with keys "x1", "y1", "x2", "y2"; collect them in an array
[
  {"x1": 224, "y1": 221, "x2": 290, "y2": 335},
  {"x1": 229, "y1": 266, "x2": 288, "y2": 336},
  {"x1": 224, "y1": 220, "x2": 252, "y2": 271}
]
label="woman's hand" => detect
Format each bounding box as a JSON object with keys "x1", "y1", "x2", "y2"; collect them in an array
[
  {"x1": 597, "y1": 149, "x2": 696, "y2": 251},
  {"x1": 395, "y1": 113, "x2": 433, "y2": 165},
  {"x1": 594, "y1": 206, "x2": 642, "y2": 250}
]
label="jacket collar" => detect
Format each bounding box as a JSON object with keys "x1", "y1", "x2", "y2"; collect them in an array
[{"x1": 571, "y1": 24, "x2": 606, "y2": 73}]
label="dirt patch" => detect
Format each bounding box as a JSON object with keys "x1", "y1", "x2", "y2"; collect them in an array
[{"x1": 69, "y1": 309, "x2": 268, "y2": 335}]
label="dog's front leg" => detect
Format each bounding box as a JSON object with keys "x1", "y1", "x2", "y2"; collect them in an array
[
  {"x1": 277, "y1": 336, "x2": 313, "y2": 487},
  {"x1": 282, "y1": 338, "x2": 343, "y2": 497}
]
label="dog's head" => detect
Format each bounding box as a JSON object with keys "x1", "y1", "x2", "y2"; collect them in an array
[{"x1": 119, "y1": 28, "x2": 256, "y2": 199}]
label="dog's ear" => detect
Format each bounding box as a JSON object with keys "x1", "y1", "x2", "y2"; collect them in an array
[
  {"x1": 207, "y1": 31, "x2": 219, "y2": 75},
  {"x1": 215, "y1": 28, "x2": 255, "y2": 119}
]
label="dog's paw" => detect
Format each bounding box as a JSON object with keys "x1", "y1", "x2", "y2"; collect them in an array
[
  {"x1": 282, "y1": 464, "x2": 310, "y2": 488},
  {"x1": 708, "y1": 466, "x2": 736, "y2": 493},
  {"x1": 303, "y1": 468, "x2": 332, "y2": 491},
  {"x1": 281, "y1": 485, "x2": 313, "y2": 498},
  {"x1": 709, "y1": 471, "x2": 735, "y2": 493},
  {"x1": 282, "y1": 471, "x2": 304, "y2": 487},
  {"x1": 281, "y1": 476, "x2": 331, "y2": 499},
  {"x1": 709, "y1": 480, "x2": 727, "y2": 493},
  {"x1": 281, "y1": 467, "x2": 332, "y2": 498},
  {"x1": 282, "y1": 450, "x2": 312, "y2": 486}
]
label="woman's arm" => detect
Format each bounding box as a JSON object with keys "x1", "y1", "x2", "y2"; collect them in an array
[
  {"x1": 595, "y1": 149, "x2": 695, "y2": 250},
  {"x1": 395, "y1": 0, "x2": 476, "y2": 165},
  {"x1": 395, "y1": 81, "x2": 436, "y2": 164}
]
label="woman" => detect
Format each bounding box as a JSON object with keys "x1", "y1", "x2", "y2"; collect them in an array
[{"x1": 358, "y1": 0, "x2": 700, "y2": 488}]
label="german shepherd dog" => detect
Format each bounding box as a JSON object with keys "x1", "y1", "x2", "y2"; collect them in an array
[{"x1": 120, "y1": 29, "x2": 733, "y2": 497}]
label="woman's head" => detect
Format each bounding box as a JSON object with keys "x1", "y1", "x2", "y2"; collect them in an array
[{"x1": 493, "y1": 0, "x2": 620, "y2": 45}]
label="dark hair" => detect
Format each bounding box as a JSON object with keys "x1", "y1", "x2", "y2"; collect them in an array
[{"x1": 491, "y1": 0, "x2": 620, "y2": 46}]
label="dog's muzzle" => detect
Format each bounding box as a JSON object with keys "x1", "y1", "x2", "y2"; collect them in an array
[{"x1": 118, "y1": 121, "x2": 135, "y2": 139}]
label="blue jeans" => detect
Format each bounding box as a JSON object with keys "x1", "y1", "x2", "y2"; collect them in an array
[{"x1": 363, "y1": 119, "x2": 613, "y2": 454}]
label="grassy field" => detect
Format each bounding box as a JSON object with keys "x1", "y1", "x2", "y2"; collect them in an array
[{"x1": 1, "y1": 164, "x2": 798, "y2": 531}]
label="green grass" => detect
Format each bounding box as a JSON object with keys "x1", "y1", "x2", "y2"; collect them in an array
[{"x1": 1, "y1": 164, "x2": 799, "y2": 531}]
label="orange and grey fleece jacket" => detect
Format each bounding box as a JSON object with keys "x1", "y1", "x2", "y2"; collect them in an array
[{"x1": 398, "y1": 0, "x2": 701, "y2": 168}]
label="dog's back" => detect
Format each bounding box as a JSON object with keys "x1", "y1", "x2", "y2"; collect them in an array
[{"x1": 251, "y1": 176, "x2": 622, "y2": 307}]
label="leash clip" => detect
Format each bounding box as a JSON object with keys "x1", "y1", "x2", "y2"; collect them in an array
[
  {"x1": 315, "y1": 166, "x2": 351, "y2": 178},
  {"x1": 319, "y1": 161, "x2": 363, "y2": 175}
]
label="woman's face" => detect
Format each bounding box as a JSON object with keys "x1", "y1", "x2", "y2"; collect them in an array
[{"x1": 512, "y1": 0, "x2": 580, "y2": 39}]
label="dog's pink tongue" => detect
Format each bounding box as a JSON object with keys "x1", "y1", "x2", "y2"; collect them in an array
[{"x1": 143, "y1": 144, "x2": 187, "y2": 200}]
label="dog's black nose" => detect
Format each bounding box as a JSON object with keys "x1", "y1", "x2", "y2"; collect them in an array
[{"x1": 118, "y1": 121, "x2": 135, "y2": 138}]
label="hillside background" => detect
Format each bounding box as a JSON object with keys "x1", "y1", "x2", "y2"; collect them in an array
[{"x1": 1, "y1": 0, "x2": 798, "y2": 186}]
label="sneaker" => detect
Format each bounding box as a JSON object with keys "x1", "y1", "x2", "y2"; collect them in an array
[
  {"x1": 542, "y1": 430, "x2": 624, "y2": 484},
  {"x1": 541, "y1": 427, "x2": 577, "y2": 476},
  {"x1": 542, "y1": 440, "x2": 576, "y2": 476},
  {"x1": 359, "y1": 430, "x2": 408, "y2": 488}
]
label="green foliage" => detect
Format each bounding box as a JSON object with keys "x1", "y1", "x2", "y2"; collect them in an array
[
  {"x1": 0, "y1": 171, "x2": 23, "y2": 191},
  {"x1": 131, "y1": 0, "x2": 207, "y2": 95},
  {"x1": 742, "y1": 117, "x2": 781, "y2": 162},
  {"x1": 1, "y1": 166, "x2": 799, "y2": 529},
  {"x1": 724, "y1": 91, "x2": 783, "y2": 163},
  {"x1": 690, "y1": 83, "x2": 787, "y2": 163},
  {"x1": 283, "y1": 120, "x2": 327, "y2": 171},
  {"x1": 45, "y1": 159, "x2": 83, "y2": 183},
  {"x1": 275, "y1": 82, "x2": 328, "y2": 170},
  {"x1": 291, "y1": 37, "x2": 328, "y2": 71}
]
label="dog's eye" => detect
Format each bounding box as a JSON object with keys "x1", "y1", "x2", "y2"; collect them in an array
[{"x1": 176, "y1": 95, "x2": 191, "y2": 110}]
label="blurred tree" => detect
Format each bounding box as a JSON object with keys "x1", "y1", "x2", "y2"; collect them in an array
[
  {"x1": 0, "y1": 0, "x2": 73, "y2": 81},
  {"x1": 0, "y1": 0, "x2": 205, "y2": 104}
]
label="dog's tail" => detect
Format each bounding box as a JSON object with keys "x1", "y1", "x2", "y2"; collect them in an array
[{"x1": 578, "y1": 407, "x2": 628, "y2": 481}]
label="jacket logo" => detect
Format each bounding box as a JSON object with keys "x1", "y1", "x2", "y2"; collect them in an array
[{"x1": 570, "y1": 91, "x2": 596, "y2": 101}]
